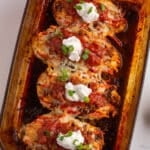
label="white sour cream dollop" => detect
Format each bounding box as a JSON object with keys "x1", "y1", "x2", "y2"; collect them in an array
[
  {"x1": 75, "y1": 2, "x2": 99, "y2": 23},
  {"x1": 65, "y1": 82, "x2": 92, "y2": 102},
  {"x1": 56, "y1": 130, "x2": 84, "y2": 150},
  {"x1": 62, "y1": 36, "x2": 83, "y2": 62}
]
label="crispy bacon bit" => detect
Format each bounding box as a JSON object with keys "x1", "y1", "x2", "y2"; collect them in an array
[
  {"x1": 99, "y1": 9, "x2": 109, "y2": 22},
  {"x1": 47, "y1": 37, "x2": 62, "y2": 54},
  {"x1": 86, "y1": 53, "x2": 101, "y2": 66},
  {"x1": 89, "y1": 92, "x2": 107, "y2": 107},
  {"x1": 88, "y1": 43, "x2": 105, "y2": 56},
  {"x1": 50, "y1": 83, "x2": 65, "y2": 102},
  {"x1": 62, "y1": 29, "x2": 73, "y2": 38}
]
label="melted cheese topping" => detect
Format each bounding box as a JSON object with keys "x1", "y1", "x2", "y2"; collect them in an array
[{"x1": 75, "y1": 2, "x2": 99, "y2": 23}]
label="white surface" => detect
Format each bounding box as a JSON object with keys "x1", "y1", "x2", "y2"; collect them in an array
[
  {"x1": 0, "y1": 0, "x2": 149, "y2": 150},
  {"x1": 0, "y1": 0, "x2": 27, "y2": 110}
]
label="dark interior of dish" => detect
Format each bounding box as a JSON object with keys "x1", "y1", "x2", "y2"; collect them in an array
[{"x1": 16, "y1": 0, "x2": 140, "y2": 149}]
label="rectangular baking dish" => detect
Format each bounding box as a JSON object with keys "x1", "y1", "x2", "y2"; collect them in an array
[{"x1": 0, "y1": 0, "x2": 149, "y2": 150}]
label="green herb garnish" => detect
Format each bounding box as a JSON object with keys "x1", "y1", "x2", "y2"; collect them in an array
[
  {"x1": 68, "y1": 90, "x2": 76, "y2": 96},
  {"x1": 59, "y1": 131, "x2": 73, "y2": 141},
  {"x1": 87, "y1": 7, "x2": 93, "y2": 14},
  {"x1": 83, "y1": 96, "x2": 90, "y2": 103},
  {"x1": 58, "y1": 68, "x2": 70, "y2": 82},
  {"x1": 76, "y1": 143, "x2": 91, "y2": 150},
  {"x1": 62, "y1": 45, "x2": 74, "y2": 55},
  {"x1": 65, "y1": 131, "x2": 73, "y2": 137},
  {"x1": 74, "y1": 4, "x2": 82, "y2": 10},
  {"x1": 54, "y1": 29, "x2": 63, "y2": 37},
  {"x1": 73, "y1": 139, "x2": 79, "y2": 145},
  {"x1": 59, "y1": 135, "x2": 64, "y2": 141},
  {"x1": 100, "y1": 4, "x2": 106, "y2": 11},
  {"x1": 82, "y1": 49, "x2": 90, "y2": 60}
]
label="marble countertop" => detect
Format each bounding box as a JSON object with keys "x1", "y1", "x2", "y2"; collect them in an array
[{"x1": 0, "y1": 0, "x2": 149, "y2": 149}]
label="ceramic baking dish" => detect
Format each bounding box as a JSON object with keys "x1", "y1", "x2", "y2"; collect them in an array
[{"x1": 0, "y1": 0, "x2": 149, "y2": 149}]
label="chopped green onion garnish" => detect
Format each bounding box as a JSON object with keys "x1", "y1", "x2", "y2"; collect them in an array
[
  {"x1": 68, "y1": 45, "x2": 74, "y2": 52},
  {"x1": 58, "y1": 68, "x2": 69, "y2": 82},
  {"x1": 100, "y1": 4, "x2": 106, "y2": 11},
  {"x1": 59, "y1": 135, "x2": 64, "y2": 141},
  {"x1": 74, "y1": 4, "x2": 82, "y2": 10},
  {"x1": 73, "y1": 139, "x2": 79, "y2": 145},
  {"x1": 59, "y1": 131, "x2": 73, "y2": 141},
  {"x1": 65, "y1": 131, "x2": 73, "y2": 137},
  {"x1": 76, "y1": 143, "x2": 91, "y2": 150},
  {"x1": 62, "y1": 45, "x2": 68, "y2": 55},
  {"x1": 82, "y1": 49, "x2": 90, "y2": 60},
  {"x1": 87, "y1": 7, "x2": 93, "y2": 14},
  {"x1": 62, "y1": 45, "x2": 74, "y2": 55},
  {"x1": 68, "y1": 90, "x2": 76, "y2": 96},
  {"x1": 54, "y1": 29, "x2": 63, "y2": 37},
  {"x1": 82, "y1": 53, "x2": 89, "y2": 60},
  {"x1": 83, "y1": 96, "x2": 89, "y2": 103}
]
